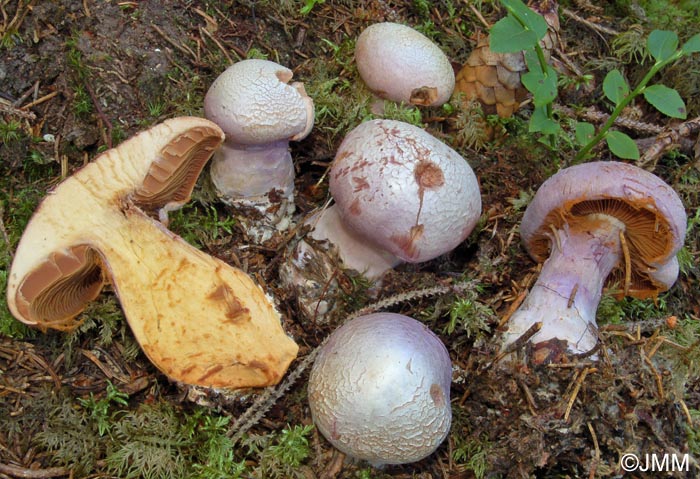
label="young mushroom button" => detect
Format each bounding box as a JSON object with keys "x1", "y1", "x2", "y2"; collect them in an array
[
  {"x1": 501, "y1": 161, "x2": 687, "y2": 363},
  {"x1": 308, "y1": 313, "x2": 452, "y2": 466},
  {"x1": 6, "y1": 117, "x2": 298, "y2": 389},
  {"x1": 204, "y1": 59, "x2": 314, "y2": 242},
  {"x1": 355, "y1": 22, "x2": 455, "y2": 107}
]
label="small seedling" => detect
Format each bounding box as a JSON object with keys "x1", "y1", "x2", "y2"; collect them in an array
[
  {"x1": 300, "y1": 0, "x2": 324, "y2": 16},
  {"x1": 576, "y1": 30, "x2": 700, "y2": 160},
  {"x1": 489, "y1": 0, "x2": 559, "y2": 145},
  {"x1": 0, "y1": 120, "x2": 23, "y2": 143},
  {"x1": 78, "y1": 381, "x2": 130, "y2": 436}
]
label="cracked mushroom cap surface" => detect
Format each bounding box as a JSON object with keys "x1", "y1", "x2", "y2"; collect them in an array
[
  {"x1": 6, "y1": 117, "x2": 298, "y2": 389},
  {"x1": 329, "y1": 119, "x2": 481, "y2": 264},
  {"x1": 308, "y1": 313, "x2": 452, "y2": 466},
  {"x1": 521, "y1": 161, "x2": 687, "y2": 298},
  {"x1": 355, "y1": 22, "x2": 455, "y2": 106},
  {"x1": 203, "y1": 59, "x2": 314, "y2": 145}
]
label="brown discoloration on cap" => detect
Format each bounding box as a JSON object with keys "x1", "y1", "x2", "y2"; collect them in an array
[
  {"x1": 207, "y1": 284, "x2": 251, "y2": 323},
  {"x1": 414, "y1": 160, "x2": 445, "y2": 191},
  {"x1": 349, "y1": 198, "x2": 362, "y2": 216},
  {"x1": 430, "y1": 383, "x2": 445, "y2": 407},
  {"x1": 352, "y1": 176, "x2": 370, "y2": 192},
  {"x1": 390, "y1": 224, "x2": 425, "y2": 260},
  {"x1": 410, "y1": 86, "x2": 439, "y2": 106}
]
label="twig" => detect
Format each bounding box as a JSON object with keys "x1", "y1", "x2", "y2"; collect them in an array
[
  {"x1": 641, "y1": 350, "x2": 665, "y2": 399},
  {"x1": 556, "y1": 105, "x2": 664, "y2": 135},
  {"x1": 151, "y1": 23, "x2": 198, "y2": 62},
  {"x1": 483, "y1": 322, "x2": 543, "y2": 370},
  {"x1": 0, "y1": 463, "x2": 69, "y2": 479},
  {"x1": 83, "y1": 81, "x2": 113, "y2": 149},
  {"x1": 0, "y1": 100, "x2": 36, "y2": 120},
  {"x1": 12, "y1": 80, "x2": 39, "y2": 107},
  {"x1": 517, "y1": 377, "x2": 538, "y2": 415},
  {"x1": 496, "y1": 289, "x2": 527, "y2": 329},
  {"x1": 199, "y1": 26, "x2": 235, "y2": 65},
  {"x1": 468, "y1": 3, "x2": 490, "y2": 29},
  {"x1": 561, "y1": 7, "x2": 619, "y2": 36},
  {"x1": 587, "y1": 421, "x2": 600, "y2": 479},
  {"x1": 563, "y1": 366, "x2": 595, "y2": 422},
  {"x1": 19, "y1": 90, "x2": 58, "y2": 111},
  {"x1": 637, "y1": 116, "x2": 700, "y2": 170}
]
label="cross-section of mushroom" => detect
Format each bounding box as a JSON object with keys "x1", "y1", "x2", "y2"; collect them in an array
[
  {"x1": 6, "y1": 117, "x2": 298, "y2": 389},
  {"x1": 501, "y1": 161, "x2": 686, "y2": 362}
]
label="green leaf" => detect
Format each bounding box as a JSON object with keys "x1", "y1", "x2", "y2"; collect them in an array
[
  {"x1": 500, "y1": 0, "x2": 548, "y2": 39},
  {"x1": 643, "y1": 84, "x2": 687, "y2": 119},
  {"x1": 681, "y1": 33, "x2": 700, "y2": 54},
  {"x1": 575, "y1": 122, "x2": 595, "y2": 146},
  {"x1": 606, "y1": 131, "x2": 639, "y2": 159},
  {"x1": 602, "y1": 70, "x2": 629, "y2": 105},
  {"x1": 529, "y1": 106, "x2": 560, "y2": 135},
  {"x1": 490, "y1": 16, "x2": 539, "y2": 53},
  {"x1": 521, "y1": 49, "x2": 558, "y2": 105},
  {"x1": 647, "y1": 30, "x2": 679, "y2": 62},
  {"x1": 522, "y1": 68, "x2": 558, "y2": 106}
]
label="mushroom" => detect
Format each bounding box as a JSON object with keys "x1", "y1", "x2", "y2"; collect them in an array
[
  {"x1": 501, "y1": 161, "x2": 687, "y2": 362},
  {"x1": 355, "y1": 22, "x2": 455, "y2": 107},
  {"x1": 281, "y1": 119, "x2": 481, "y2": 319},
  {"x1": 6, "y1": 117, "x2": 298, "y2": 389},
  {"x1": 204, "y1": 59, "x2": 314, "y2": 241},
  {"x1": 308, "y1": 312, "x2": 452, "y2": 466}
]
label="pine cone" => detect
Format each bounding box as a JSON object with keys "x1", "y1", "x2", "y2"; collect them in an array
[{"x1": 455, "y1": 1, "x2": 560, "y2": 118}]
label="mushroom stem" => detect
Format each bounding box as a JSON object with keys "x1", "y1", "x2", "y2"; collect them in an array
[
  {"x1": 279, "y1": 205, "x2": 401, "y2": 321},
  {"x1": 209, "y1": 140, "x2": 296, "y2": 241},
  {"x1": 210, "y1": 140, "x2": 294, "y2": 200},
  {"x1": 503, "y1": 213, "x2": 625, "y2": 357},
  {"x1": 308, "y1": 205, "x2": 402, "y2": 279}
]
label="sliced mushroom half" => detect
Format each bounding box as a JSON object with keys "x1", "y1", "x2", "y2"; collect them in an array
[{"x1": 6, "y1": 117, "x2": 298, "y2": 389}]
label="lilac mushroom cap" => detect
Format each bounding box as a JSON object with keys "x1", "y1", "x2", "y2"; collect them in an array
[
  {"x1": 502, "y1": 161, "x2": 687, "y2": 361},
  {"x1": 310, "y1": 119, "x2": 481, "y2": 278},
  {"x1": 355, "y1": 22, "x2": 455, "y2": 107},
  {"x1": 308, "y1": 313, "x2": 452, "y2": 466}
]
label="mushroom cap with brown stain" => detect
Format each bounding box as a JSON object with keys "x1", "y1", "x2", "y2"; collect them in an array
[
  {"x1": 329, "y1": 119, "x2": 481, "y2": 264},
  {"x1": 355, "y1": 22, "x2": 455, "y2": 107},
  {"x1": 521, "y1": 161, "x2": 687, "y2": 299}
]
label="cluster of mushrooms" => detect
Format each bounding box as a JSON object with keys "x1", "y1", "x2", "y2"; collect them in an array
[{"x1": 6, "y1": 20, "x2": 688, "y2": 468}]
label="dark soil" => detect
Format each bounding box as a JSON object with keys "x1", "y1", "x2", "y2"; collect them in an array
[{"x1": 1, "y1": 1, "x2": 699, "y2": 478}]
